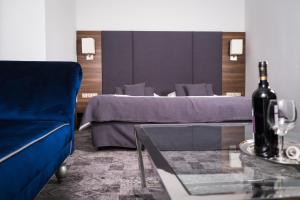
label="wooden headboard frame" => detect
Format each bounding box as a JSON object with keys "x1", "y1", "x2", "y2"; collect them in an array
[{"x1": 76, "y1": 31, "x2": 245, "y2": 112}]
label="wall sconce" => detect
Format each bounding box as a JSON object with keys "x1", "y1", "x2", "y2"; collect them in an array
[
  {"x1": 229, "y1": 39, "x2": 243, "y2": 61},
  {"x1": 81, "y1": 37, "x2": 95, "y2": 60}
]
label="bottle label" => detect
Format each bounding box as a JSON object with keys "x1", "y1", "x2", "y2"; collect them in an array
[{"x1": 260, "y1": 76, "x2": 267, "y2": 81}]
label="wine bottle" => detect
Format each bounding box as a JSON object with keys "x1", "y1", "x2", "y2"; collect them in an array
[{"x1": 252, "y1": 61, "x2": 278, "y2": 158}]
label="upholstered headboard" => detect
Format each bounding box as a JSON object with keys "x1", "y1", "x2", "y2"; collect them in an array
[{"x1": 102, "y1": 31, "x2": 222, "y2": 95}]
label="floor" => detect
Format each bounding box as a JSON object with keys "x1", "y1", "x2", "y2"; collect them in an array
[{"x1": 36, "y1": 130, "x2": 168, "y2": 200}]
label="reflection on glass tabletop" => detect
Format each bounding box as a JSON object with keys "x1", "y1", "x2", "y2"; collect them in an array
[{"x1": 136, "y1": 123, "x2": 300, "y2": 199}]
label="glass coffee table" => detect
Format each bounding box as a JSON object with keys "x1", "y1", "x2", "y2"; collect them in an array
[{"x1": 134, "y1": 123, "x2": 300, "y2": 200}]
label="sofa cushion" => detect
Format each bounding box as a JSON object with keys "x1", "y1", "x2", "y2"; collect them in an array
[
  {"x1": 0, "y1": 61, "x2": 82, "y2": 154},
  {"x1": 0, "y1": 120, "x2": 71, "y2": 200},
  {"x1": 0, "y1": 120, "x2": 70, "y2": 164}
]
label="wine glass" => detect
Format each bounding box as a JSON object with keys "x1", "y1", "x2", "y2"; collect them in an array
[{"x1": 267, "y1": 99, "x2": 297, "y2": 161}]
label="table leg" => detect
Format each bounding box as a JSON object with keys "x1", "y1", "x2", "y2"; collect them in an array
[{"x1": 135, "y1": 129, "x2": 146, "y2": 188}]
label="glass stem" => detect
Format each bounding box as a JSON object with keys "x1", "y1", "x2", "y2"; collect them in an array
[{"x1": 278, "y1": 136, "x2": 284, "y2": 158}]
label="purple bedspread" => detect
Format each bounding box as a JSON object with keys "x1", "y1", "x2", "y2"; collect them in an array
[{"x1": 80, "y1": 95, "x2": 252, "y2": 129}]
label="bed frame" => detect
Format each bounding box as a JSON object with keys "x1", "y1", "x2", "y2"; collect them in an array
[{"x1": 91, "y1": 31, "x2": 224, "y2": 148}]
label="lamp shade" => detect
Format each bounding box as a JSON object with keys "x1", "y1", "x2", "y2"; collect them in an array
[
  {"x1": 230, "y1": 39, "x2": 243, "y2": 55},
  {"x1": 81, "y1": 38, "x2": 95, "y2": 54}
]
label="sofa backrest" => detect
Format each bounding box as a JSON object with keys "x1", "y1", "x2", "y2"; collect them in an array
[{"x1": 0, "y1": 61, "x2": 82, "y2": 124}]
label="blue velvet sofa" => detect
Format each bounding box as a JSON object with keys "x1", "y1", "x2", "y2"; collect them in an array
[{"x1": 0, "y1": 61, "x2": 82, "y2": 200}]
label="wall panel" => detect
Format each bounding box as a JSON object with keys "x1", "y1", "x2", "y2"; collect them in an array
[
  {"x1": 222, "y1": 32, "x2": 245, "y2": 96},
  {"x1": 102, "y1": 31, "x2": 133, "y2": 94},
  {"x1": 133, "y1": 31, "x2": 193, "y2": 95},
  {"x1": 76, "y1": 31, "x2": 102, "y2": 113},
  {"x1": 193, "y1": 32, "x2": 222, "y2": 95}
]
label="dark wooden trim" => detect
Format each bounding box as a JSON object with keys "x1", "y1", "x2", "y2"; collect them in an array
[
  {"x1": 222, "y1": 32, "x2": 246, "y2": 96},
  {"x1": 76, "y1": 31, "x2": 102, "y2": 114}
]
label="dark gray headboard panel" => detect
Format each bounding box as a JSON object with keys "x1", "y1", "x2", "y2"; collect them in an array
[
  {"x1": 133, "y1": 31, "x2": 193, "y2": 95},
  {"x1": 193, "y1": 32, "x2": 222, "y2": 95},
  {"x1": 102, "y1": 31, "x2": 133, "y2": 94},
  {"x1": 102, "y1": 31, "x2": 222, "y2": 95}
]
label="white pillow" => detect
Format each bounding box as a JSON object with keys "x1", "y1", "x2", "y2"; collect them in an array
[
  {"x1": 113, "y1": 94, "x2": 129, "y2": 97},
  {"x1": 167, "y1": 91, "x2": 176, "y2": 97},
  {"x1": 154, "y1": 93, "x2": 160, "y2": 97}
]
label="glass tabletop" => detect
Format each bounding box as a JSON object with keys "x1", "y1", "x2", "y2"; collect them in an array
[{"x1": 136, "y1": 123, "x2": 300, "y2": 199}]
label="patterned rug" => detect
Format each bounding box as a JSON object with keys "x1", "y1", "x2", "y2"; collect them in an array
[{"x1": 36, "y1": 130, "x2": 168, "y2": 200}]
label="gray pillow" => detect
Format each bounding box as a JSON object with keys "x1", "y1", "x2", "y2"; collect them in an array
[
  {"x1": 185, "y1": 83, "x2": 207, "y2": 96},
  {"x1": 144, "y1": 87, "x2": 154, "y2": 96},
  {"x1": 175, "y1": 84, "x2": 187, "y2": 96},
  {"x1": 205, "y1": 84, "x2": 214, "y2": 96},
  {"x1": 124, "y1": 82, "x2": 145, "y2": 96},
  {"x1": 115, "y1": 87, "x2": 124, "y2": 94}
]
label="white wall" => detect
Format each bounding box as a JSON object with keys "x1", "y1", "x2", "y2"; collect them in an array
[
  {"x1": 0, "y1": 0, "x2": 244, "y2": 61},
  {"x1": 0, "y1": 0, "x2": 76, "y2": 61},
  {"x1": 0, "y1": 0, "x2": 46, "y2": 60},
  {"x1": 76, "y1": 0, "x2": 245, "y2": 31},
  {"x1": 245, "y1": 0, "x2": 300, "y2": 131},
  {"x1": 45, "y1": 0, "x2": 76, "y2": 61}
]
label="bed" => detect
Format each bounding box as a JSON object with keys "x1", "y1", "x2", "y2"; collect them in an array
[
  {"x1": 80, "y1": 95, "x2": 251, "y2": 148},
  {"x1": 79, "y1": 31, "x2": 251, "y2": 148}
]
